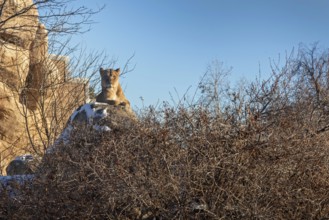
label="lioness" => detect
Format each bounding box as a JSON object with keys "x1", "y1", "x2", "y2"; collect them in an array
[{"x1": 96, "y1": 68, "x2": 131, "y2": 109}]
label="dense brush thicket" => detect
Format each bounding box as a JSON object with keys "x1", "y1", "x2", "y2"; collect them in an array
[{"x1": 1, "y1": 45, "x2": 329, "y2": 219}]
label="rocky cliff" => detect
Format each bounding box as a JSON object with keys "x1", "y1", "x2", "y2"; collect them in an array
[{"x1": 0, "y1": 0, "x2": 88, "y2": 174}]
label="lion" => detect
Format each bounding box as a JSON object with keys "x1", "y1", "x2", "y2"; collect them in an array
[{"x1": 96, "y1": 68, "x2": 131, "y2": 110}]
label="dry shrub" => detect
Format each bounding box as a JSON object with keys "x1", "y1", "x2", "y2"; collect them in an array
[
  {"x1": 1, "y1": 45, "x2": 329, "y2": 219},
  {"x1": 0, "y1": 105, "x2": 329, "y2": 219}
]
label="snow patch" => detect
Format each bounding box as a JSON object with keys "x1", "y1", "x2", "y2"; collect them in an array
[
  {"x1": 48, "y1": 103, "x2": 112, "y2": 153},
  {"x1": 70, "y1": 103, "x2": 109, "y2": 124},
  {"x1": 93, "y1": 125, "x2": 111, "y2": 132},
  {"x1": 0, "y1": 175, "x2": 34, "y2": 197},
  {"x1": 14, "y1": 154, "x2": 33, "y2": 162},
  {"x1": 95, "y1": 108, "x2": 108, "y2": 118}
]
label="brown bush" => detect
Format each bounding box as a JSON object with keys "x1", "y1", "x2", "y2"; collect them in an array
[{"x1": 1, "y1": 44, "x2": 329, "y2": 219}]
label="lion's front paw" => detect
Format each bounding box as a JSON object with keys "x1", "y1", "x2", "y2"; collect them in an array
[{"x1": 106, "y1": 100, "x2": 119, "y2": 106}]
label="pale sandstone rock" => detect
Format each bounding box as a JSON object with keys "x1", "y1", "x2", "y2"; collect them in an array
[
  {"x1": 49, "y1": 54, "x2": 70, "y2": 81},
  {"x1": 0, "y1": 0, "x2": 39, "y2": 89},
  {"x1": 0, "y1": 1, "x2": 88, "y2": 174},
  {"x1": 0, "y1": 41, "x2": 30, "y2": 89},
  {"x1": 0, "y1": 0, "x2": 39, "y2": 49},
  {"x1": 30, "y1": 23, "x2": 48, "y2": 65},
  {"x1": 0, "y1": 82, "x2": 32, "y2": 173},
  {"x1": 22, "y1": 23, "x2": 50, "y2": 110}
]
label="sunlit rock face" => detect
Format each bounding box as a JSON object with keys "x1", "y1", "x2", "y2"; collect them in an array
[
  {"x1": 0, "y1": 0, "x2": 39, "y2": 88},
  {"x1": 0, "y1": 0, "x2": 40, "y2": 172},
  {"x1": 0, "y1": 0, "x2": 88, "y2": 174},
  {"x1": 0, "y1": 0, "x2": 39, "y2": 49}
]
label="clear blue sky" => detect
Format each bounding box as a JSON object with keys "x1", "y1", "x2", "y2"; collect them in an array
[{"x1": 72, "y1": 0, "x2": 329, "y2": 109}]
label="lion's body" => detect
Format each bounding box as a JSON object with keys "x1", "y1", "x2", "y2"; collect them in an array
[{"x1": 96, "y1": 68, "x2": 131, "y2": 109}]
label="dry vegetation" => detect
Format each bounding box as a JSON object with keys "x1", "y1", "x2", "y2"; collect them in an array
[{"x1": 1, "y1": 45, "x2": 329, "y2": 219}]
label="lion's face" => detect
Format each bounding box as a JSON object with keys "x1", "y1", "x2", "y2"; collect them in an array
[{"x1": 100, "y1": 68, "x2": 120, "y2": 90}]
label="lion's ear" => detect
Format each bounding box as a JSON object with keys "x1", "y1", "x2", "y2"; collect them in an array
[
  {"x1": 100, "y1": 67, "x2": 104, "y2": 75},
  {"x1": 115, "y1": 68, "x2": 120, "y2": 73}
]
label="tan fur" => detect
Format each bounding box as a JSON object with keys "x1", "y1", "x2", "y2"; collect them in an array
[{"x1": 96, "y1": 68, "x2": 131, "y2": 109}]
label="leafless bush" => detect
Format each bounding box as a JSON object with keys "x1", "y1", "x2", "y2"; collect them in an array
[{"x1": 1, "y1": 44, "x2": 329, "y2": 219}]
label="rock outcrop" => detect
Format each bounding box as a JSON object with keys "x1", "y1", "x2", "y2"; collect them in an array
[
  {"x1": 48, "y1": 102, "x2": 136, "y2": 152},
  {"x1": 0, "y1": 0, "x2": 39, "y2": 89},
  {"x1": 0, "y1": 0, "x2": 88, "y2": 174},
  {"x1": 6, "y1": 154, "x2": 39, "y2": 176}
]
